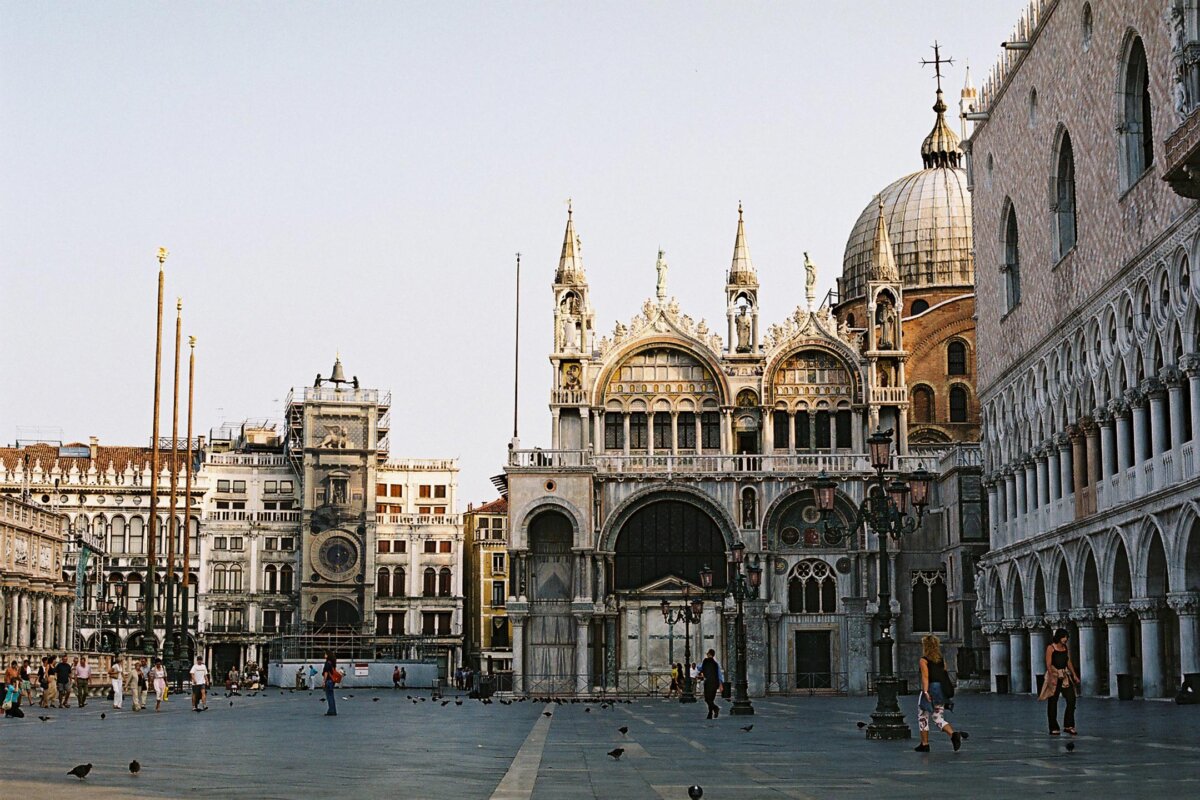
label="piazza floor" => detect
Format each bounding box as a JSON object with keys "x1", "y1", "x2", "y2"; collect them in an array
[{"x1": 1, "y1": 689, "x2": 1198, "y2": 799}]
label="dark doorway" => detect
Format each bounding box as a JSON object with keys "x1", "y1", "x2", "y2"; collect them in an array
[
  {"x1": 314, "y1": 599, "x2": 360, "y2": 632},
  {"x1": 736, "y1": 432, "x2": 759, "y2": 455},
  {"x1": 613, "y1": 499, "x2": 727, "y2": 591},
  {"x1": 795, "y1": 630, "x2": 832, "y2": 689},
  {"x1": 212, "y1": 643, "x2": 241, "y2": 682}
]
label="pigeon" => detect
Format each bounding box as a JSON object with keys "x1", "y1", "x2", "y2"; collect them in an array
[
  {"x1": 320, "y1": 698, "x2": 326, "y2": 702},
  {"x1": 129, "y1": 760, "x2": 141, "y2": 775},
  {"x1": 455, "y1": 699, "x2": 463, "y2": 706},
  {"x1": 542, "y1": 711, "x2": 552, "y2": 717},
  {"x1": 442, "y1": 700, "x2": 450, "y2": 706},
  {"x1": 688, "y1": 787, "x2": 704, "y2": 800},
  {"x1": 68, "y1": 763, "x2": 92, "y2": 780},
  {"x1": 373, "y1": 698, "x2": 380, "y2": 702},
  {"x1": 607, "y1": 748, "x2": 624, "y2": 760},
  {"x1": 619, "y1": 726, "x2": 629, "y2": 736},
  {"x1": 585, "y1": 707, "x2": 591, "y2": 713},
  {"x1": 855, "y1": 721, "x2": 866, "y2": 729},
  {"x1": 960, "y1": 732, "x2": 970, "y2": 740},
  {"x1": 740, "y1": 724, "x2": 753, "y2": 732},
  {"x1": 38, "y1": 715, "x2": 51, "y2": 722},
  {"x1": 1065, "y1": 741, "x2": 1075, "y2": 752},
  {"x1": 347, "y1": 694, "x2": 355, "y2": 698},
  {"x1": 100, "y1": 712, "x2": 106, "y2": 720},
  {"x1": 230, "y1": 701, "x2": 234, "y2": 706}
]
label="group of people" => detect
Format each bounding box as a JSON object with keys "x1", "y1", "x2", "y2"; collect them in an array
[
  {"x1": 223, "y1": 663, "x2": 263, "y2": 695},
  {"x1": 664, "y1": 651, "x2": 726, "y2": 719},
  {"x1": 452, "y1": 666, "x2": 474, "y2": 691},
  {"x1": 2, "y1": 655, "x2": 173, "y2": 718}
]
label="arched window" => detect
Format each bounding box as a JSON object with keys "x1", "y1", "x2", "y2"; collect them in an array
[
  {"x1": 1002, "y1": 200, "x2": 1021, "y2": 311},
  {"x1": 912, "y1": 386, "x2": 935, "y2": 424},
  {"x1": 1120, "y1": 36, "x2": 1154, "y2": 188},
  {"x1": 1053, "y1": 130, "x2": 1078, "y2": 258},
  {"x1": 910, "y1": 299, "x2": 929, "y2": 315},
  {"x1": 279, "y1": 564, "x2": 293, "y2": 594},
  {"x1": 947, "y1": 341, "x2": 968, "y2": 375},
  {"x1": 950, "y1": 385, "x2": 969, "y2": 423},
  {"x1": 110, "y1": 516, "x2": 126, "y2": 554},
  {"x1": 128, "y1": 516, "x2": 144, "y2": 554},
  {"x1": 787, "y1": 560, "x2": 837, "y2": 614},
  {"x1": 911, "y1": 571, "x2": 948, "y2": 632},
  {"x1": 438, "y1": 567, "x2": 452, "y2": 597},
  {"x1": 212, "y1": 564, "x2": 228, "y2": 593},
  {"x1": 228, "y1": 565, "x2": 243, "y2": 593},
  {"x1": 376, "y1": 567, "x2": 390, "y2": 598},
  {"x1": 423, "y1": 567, "x2": 436, "y2": 597},
  {"x1": 265, "y1": 564, "x2": 278, "y2": 594},
  {"x1": 392, "y1": 567, "x2": 405, "y2": 597}
]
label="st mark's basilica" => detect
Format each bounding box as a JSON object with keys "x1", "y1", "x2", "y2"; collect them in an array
[{"x1": 504, "y1": 81, "x2": 987, "y2": 696}]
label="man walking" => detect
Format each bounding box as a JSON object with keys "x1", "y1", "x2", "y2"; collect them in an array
[
  {"x1": 74, "y1": 657, "x2": 91, "y2": 708},
  {"x1": 700, "y1": 649, "x2": 723, "y2": 720},
  {"x1": 55, "y1": 655, "x2": 72, "y2": 708},
  {"x1": 189, "y1": 656, "x2": 209, "y2": 712}
]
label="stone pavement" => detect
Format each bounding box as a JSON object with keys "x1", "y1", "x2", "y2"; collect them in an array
[{"x1": 1, "y1": 689, "x2": 1199, "y2": 798}]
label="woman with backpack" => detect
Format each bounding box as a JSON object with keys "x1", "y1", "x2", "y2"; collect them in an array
[{"x1": 914, "y1": 635, "x2": 962, "y2": 753}]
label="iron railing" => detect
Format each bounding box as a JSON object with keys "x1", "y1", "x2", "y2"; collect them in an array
[{"x1": 766, "y1": 672, "x2": 850, "y2": 695}]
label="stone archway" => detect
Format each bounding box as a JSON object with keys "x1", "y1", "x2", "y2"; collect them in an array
[
  {"x1": 313, "y1": 599, "x2": 359, "y2": 632},
  {"x1": 524, "y1": 509, "x2": 577, "y2": 695},
  {"x1": 613, "y1": 499, "x2": 727, "y2": 592}
]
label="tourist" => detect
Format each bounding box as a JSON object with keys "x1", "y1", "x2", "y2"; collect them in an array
[
  {"x1": 20, "y1": 659, "x2": 33, "y2": 705},
  {"x1": 74, "y1": 657, "x2": 91, "y2": 708},
  {"x1": 393, "y1": 665, "x2": 402, "y2": 689},
  {"x1": 914, "y1": 634, "x2": 961, "y2": 753},
  {"x1": 1039, "y1": 628, "x2": 1080, "y2": 736},
  {"x1": 131, "y1": 658, "x2": 146, "y2": 711},
  {"x1": 226, "y1": 665, "x2": 241, "y2": 695},
  {"x1": 296, "y1": 664, "x2": 306, "y2": 690},
  {"x1": 189, "y1": 656, "x2": 209, "y2": 712},
  {"x1": 399, "y1": 666, "x2": 406, "y2": 688},
  {"x1": 40, "y1": 656, "x2": 59, "y2": 708},
  {"x1": 308, "y1": 663, "x2": 319, "y2": 690},
  {"x1": 667, "y1": 662, "x2": 680, "y2": 698},
  {"x1": 3, "y1": 673, "x2": 23, "y2": 718},
  {"x1": 322, "y1": 651, "x2": 339, "y2": 716},
  {"x1": 151, "y1": 659, "x2": 168, "y2": 711},
  {"x1": 109, "y1": 657, "x2": 124, "y2": 710},
  {"x1": 54, "y1": 655, "x2": 72, "y2": 708},
  {"x1": 700, "y1": 649, "x2": 722, "y2": 720}
]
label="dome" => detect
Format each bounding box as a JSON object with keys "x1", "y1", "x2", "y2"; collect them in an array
[{"x1": 840, "y1": 91, "x2": 973, "y2": 304}]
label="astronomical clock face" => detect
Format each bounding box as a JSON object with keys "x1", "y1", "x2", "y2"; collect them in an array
[{"x1": 311, "y1": 530, "x2": 360, "y2": 582}]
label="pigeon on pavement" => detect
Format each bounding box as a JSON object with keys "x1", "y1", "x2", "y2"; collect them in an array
[
  {"x1": 38, "y1": 715, "x2": 51, "y2": 722},
  {"x1": 619, "y1": 726, "x2": 628, "y2": 735},
  {"x1": 607, "y1": 748, "x2": 624, "y2": 760},
  {"x1": 129, "y1": 760, "x2": 141, "y2": 775},
  {"x1": 68, "y1": 763, "x2": 92, "y2": 780},
  {"x1": 740, "y1": 725, "x2": 753, "y2": 732}
]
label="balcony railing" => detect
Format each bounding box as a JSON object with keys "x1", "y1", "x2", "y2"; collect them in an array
[
  {"x1": 510, "y1": 448, "x2": 940, "y2": 476},
  {"x1": 378, "y1": 513, "x2": 463, "y2": 526},
  {"x1": 257, "y1": 511, "x2": 300, "y2": 523},
  {"x1": 209, "y1": 510, "x2": 250, "y2": 521},
  {"x1": 508, "y1": 449, "x2": 591, "y2": 469}
]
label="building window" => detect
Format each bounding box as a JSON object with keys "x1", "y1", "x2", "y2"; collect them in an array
[
  {"x1": 912, "y1": 386, "x2": 935, "y2": 424},
  {"x1": 265, "y1": 564, "x2": 278, "y2": 594},
  {"x1": 423, "y1": 567, "x2": 436, "y2": 597},
  {"x1": 947, "y1": 341, "x2": 967, "y2": 375},
  {"x1": 949, "y1": 386, "x2": 969, "y2": 423},
  {"x1": 421, "y1": 612, "x2": 436, "y2": 635},
  {"x1": 279, "y1": 564, "x2": 293, "y2": 594},
  {"x1": 265, "y1": 481, "x2": 277, "y2": 494},
  {"x1": 787, "y1": 559, "x2": 836, "y2": 613},
  {"x1": 629, "y1": 412, "x2": 648, "y2": 450},
  {"x1": 280, "y1": 537, "x2": 294, "y2": 551},
  {"x1": 377, "y1": 567, "x2": 390, "y2": 598},
  {"x1": 280, "y1": 481, "x2": 293, "y2": 493},
  {"x1": 228, "y1": 565, "x2": 243, "y2": 593},
  {"x1": 438, "y1": 612, "x2": 451, "y2": 635},
  {"x1": 653, "y1": 413, "x2": 672, "y2": 450},
  {"x1": 1120, "y1": 36, "x2": 1154, "y2": 189},
  {"x1": 700, "y1": 411, "x2": 720, "y2": 450},
  {"x1": 424, "y1": 540, "x2": 437, "y2": 554},
  {"x1": 835, "y1": 410, "x2": 852, "y2": 449},
  {"x1": 212, "y1": 564, "x2": 227, "y2": 592},
  {"x1": 376, "y1": 482, "x2": 386, "y2": 496},
  {"x1": 232, "y1": 480, "x2": 246, "y2": 493},
  {"x1": 265, "y1": 537, "x2": 278, "y2": 551},
  {"x1": 438, "y1": 567, "x2": 452, "y2": 596},
  {"x1": 795, "y1": 413, "x2": 811, "y2": 450},
  {"x1": 229, "y1": 536, "x2": 244, "y2": 551},
  {"x1": 434, "y1": 485, "x2": 446, "y2": 498},
  {"x1": 912, "y1": 571, "x2": 948, "y2": 632},
  {"x1": 492, "y1": 553, "x2": 506, "y2": 574},
  {"x1": 1082, "y1": 2, "x2": 1093, "y2": 51},
  {"x1": 1053, "y1": 129, "x2": 1078, "y2": 258},
  {"x1": 263, "y1": 609, "x2": 278, "y2": 633},
  {"x1": 439, "y1": 541, "x2": 452, "y2": 553},
  {"x1": 1002, "y1": 199, "x2": 1021, "y2": 311},
  {"x1": 419, "y1": 485, "x2": 431, "y2": 498},
  {"x1": 604, "y1": 412, "x2": 625, "y2": 450},
  {"x1": 392, "y1": 567, "x2": 405, "y2": 597},
  {"x1": 815, "y1": 411, "x2": 831, "y2": 449},
  {"x1": 390, "y1": 484, "x2": 403, "y2": 497},
  {"x1": 378, "y1": 540, "x2": 391, "y2": 554},
  {"x1": 678, "y1": 411, "x2": 696, "y2": 449},
  {"x1": 217, "y1": 480, "x2": 230, "y2": 493},
  {"x1": 395, "y1": 540, "x2": 406, "y2": 553},
  {"x1": 773, "y1": 411, "x2": 790, "y2": 449},
  {"x1": 910, "y1": 298, "x2": 929, "y2": 315},
  {"x1": 491, "y1": 580, "x2": 506, "y2": 607}
]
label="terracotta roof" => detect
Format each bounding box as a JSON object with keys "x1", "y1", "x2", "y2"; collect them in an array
[
  {"x1": 471, "y1": 497, "x2": 508, "y2": 515},
  {"x1": 0, "y1": 442, "x2": 169, "y2": 474}
]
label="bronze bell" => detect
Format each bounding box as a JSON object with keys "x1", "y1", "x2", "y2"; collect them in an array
[{"x1": 329, "y1": 357, "x2": 347, "y2": 384}]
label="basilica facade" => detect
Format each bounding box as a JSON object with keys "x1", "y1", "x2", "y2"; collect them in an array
[{"x1": 505, "y1": 89, "x2": 984, "y2": 696}]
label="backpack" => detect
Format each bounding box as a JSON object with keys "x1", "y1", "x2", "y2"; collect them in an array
[{"x1": 331, "y1": 668, "x2": 343, "y2": 684}]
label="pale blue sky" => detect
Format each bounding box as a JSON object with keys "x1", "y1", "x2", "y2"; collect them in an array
[{"x1": 1, "y1": 1, "x2": 1025, "y2": 503}]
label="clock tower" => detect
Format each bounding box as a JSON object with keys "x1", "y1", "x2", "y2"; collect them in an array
[{"x1": 285, "y1": 356, "x2": 391, "y2": 636}]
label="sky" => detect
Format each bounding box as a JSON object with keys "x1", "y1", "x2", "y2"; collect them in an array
[{"x1": 1, "y1": 1, "x2": 1026, "y2": 505}]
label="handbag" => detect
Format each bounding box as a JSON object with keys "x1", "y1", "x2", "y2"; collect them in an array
[{"x1": 918, "y1": 691, "x2": 934, "y2": 713}]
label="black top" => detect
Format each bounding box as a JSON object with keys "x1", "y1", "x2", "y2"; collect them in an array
[
  {"x1": 1050, "y1": 646, "x2": 1069, "y2": 669},
  {"x1": 700, "y1": 656, "x2": 721, "y2": 687},
  {"x1": 922, "y1": 657, "x2": 950, "y2": 687},
  {"x1": 322, "y1": 658, "x2": 336, "y2": 680},
  {"x1": 55, "y1": 662, "x2": 72, "y2": 682}
]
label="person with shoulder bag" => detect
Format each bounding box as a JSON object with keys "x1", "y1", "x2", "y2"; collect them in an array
[
  {"x1": 915, "y1": 635, "x2": 963, "y2": 753},
  {"x1": 1039, "y1": 628, "x2": 1081, "y2": 735},
  {"x1": 322, "y1": 651, "x2": 340, "y2": 716}
]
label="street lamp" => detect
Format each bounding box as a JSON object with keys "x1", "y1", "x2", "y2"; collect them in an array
[
  {"x1": 725, "y1": 543, "x2": 761, "y2": 716},
  {"x1": 661, "y1": 567, "x2": 710, "y2": 704},
  {"x1": 812, "y1": 428, "x2": 931, "y2": 740}
]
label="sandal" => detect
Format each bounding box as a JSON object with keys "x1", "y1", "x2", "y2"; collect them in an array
[
  {"x1": 1064, "y1": 727, "x2": 1077, "y2": 736},
  {"x1": 1049, "y1": 730, "x2": 1061, "y2": 736}
]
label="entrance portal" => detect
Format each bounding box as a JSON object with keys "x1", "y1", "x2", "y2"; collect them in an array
[
  {"x1": 795, "y1": 630, "x2": 832, "y2": 689},
  {"x1": 314, "y1": 599, "x2": 360, "y2": 632}
]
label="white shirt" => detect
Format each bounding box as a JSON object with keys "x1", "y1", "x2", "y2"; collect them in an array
[{"x1": 189, "y1": 664, "x2": 209, "y2": 686}]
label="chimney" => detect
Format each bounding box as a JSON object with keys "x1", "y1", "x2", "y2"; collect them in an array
[{"x1": 89, "y1": 436, "x2": 99, "y2": 460}]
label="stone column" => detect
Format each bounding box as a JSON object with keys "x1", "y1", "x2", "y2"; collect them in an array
[
  {"x1": 1004, "y1": 468, "x2": 1017, "y2": 523},
  {"x1": 1164, "y1": 366, "x2": 1185, "y2": 457},
  {"x1": 1047, "y1": 440, "x2": 1061, "y2": 501},
  {"x1": 1144, "y1": 378, "x2": 1169, "y2": 459},
  {"x1": 1023, "y1": 457, "x2": 1037, "y2": 515},
  {"x1": 1056, "y1": 433, "x2": 1072, "y2": 501},
  {"x1": 1068, "y1": 424, "x2": 1086, "y2": 516},
  {"x1": 1099, "y1": 603, "x2": 1131, "y2": 697},
  {"x1": 38, "y1": 595, "x2": 48, "y2": 649},
  {"x1": 1035, "y1": 449, "x2": 1049, "y2": 512},
  {"x1": 1096, "y1": 407, "x2": 1116, "y2": 486},
  {"x1": 1167, "y1": 592, "x2": 1200, "y2": 677},
  {"x1": 1131, "y1": 598, "x2": 1166, "y2": 698},
  {"x1": 1111, "y1": 399, "x2": 1131, "y2": 475},
  {"x1": 722, "y1": 408, "x2": 734, "y2": 454},
  {"x1": 1013, "y1": 460, "x2": 1027, "y2": 517},
  {"x1": 0, "y1": 590, "x2": 7, "y2": 647},
  {"x1": 646, "y1": 412, "x2": 655, "y2": 456},
  {"x1": 1026, "y1": 617, "x2": 1049, "y2": 694},
  {"x1": 984, "y1": 477, "x2": 1000, "y2": 543},
  {"x1": 574, "y1": 612, "x2": 592, "y2": 694},
  {"x1": 671, "y1": 411, "x2": 680, "y2": 455},
  {"x1": 1069, "y1": 609, "x2": 1100, "y2": 696},
  {"x1": 623, "y1": 415, "x2": 630, "y2": 456},
  {"x1": 581, "y1": 408, "x2": 591, "y2": 452},
  {"x1": 17, "y1": 591, "x2": 30, "y2": 648},
  {"x1": 1128, "y1": 388, "x2": 1149, "y2": 476},
  {"x1": 60, "y1": 598, "x2": 70, "y2": 650},
  {"x1": 508, "y1": 605, "x2": 527, "y2": 695},
  {"x1": 1182, "y1": 355, "x2": 1200, "y2": 447},
  {"x1": 982, "y1": 622, "x2": 1010, "y2": 693},
  {"x1": 550, "y1": 408, "x2": 560, "y2": 449},
  {"x1": 1084, "y1": 419, "x2": 1100, "y2": 508},
  {"x1": 1006, "y1": 619, "x2": 1029, "y2": 693}
]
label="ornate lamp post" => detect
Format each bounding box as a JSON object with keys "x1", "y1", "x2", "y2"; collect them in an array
[
  {"x1": 725, "y1": 541, "x2": 762, "y2": 716},
  {"x1": 661, "y1": 564, "x2": 711, "y2": 704},
  {"x1": 812, "y1": 428, "x2": 931, "y2": 740}
]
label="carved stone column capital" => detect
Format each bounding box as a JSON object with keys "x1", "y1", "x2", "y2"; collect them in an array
[
  {"x1": 1092, "y1": 406, "x2": 1113, "y2": 426},
  {"x1": 1130, "y1": 597, "x2": 1165, "y2": 620},
  {"x1": 1141, "y1": 377, "x2": 1167, "y2": 400},
  {"x1": 980, "y1": 621, "x2": 1006, "y2": 639},
  {"x1": 1124, "y1": 388, "x2": 1146, "y2": 408},
  {"x1": 1166, "y1": 591, "x2": 1200, "y2": 616},
  {"x1": 1107, "y1": 398, "x2": 1129, "y2": 418},
  {"x1": 1097, "y1": 603, "x2": 1131, "y2": 622},
  {"x1": 1068, "y1": 607, "x2": 1097, "y2": 626},
  {"x1": 1180, "y1": 353, "x2": 1200, "y2": 378},
  {"x1": 1160, "y1": 365, "x2": 1184, "y2": 388},
  {"x1": 1066, "y1": 424, "x2": 1085, "y2": 442},
  {"x1": 1002, "y1": 617, "x2": 1023, "y2": 633},
  {"x1": 1034, "y1": 445, "x2": 1051, "y2": 461},
  {"x1": 1021, "y1": 615, "x2": 1045, "y2": 631},
  {"x1": 1043, "y1": 612, "x2": 1070, "y2": 628},
  {"x1": 1054, "y1": 432, "x2": 1072, "y2": 450}
]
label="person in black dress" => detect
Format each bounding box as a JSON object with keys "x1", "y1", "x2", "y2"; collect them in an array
[
  {"x1": 1040, "y1": 628, "x2": 1080, "y2": 735},
  {"x1": 700, "y1": 649, "x2": 723, "y2": 719}
]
